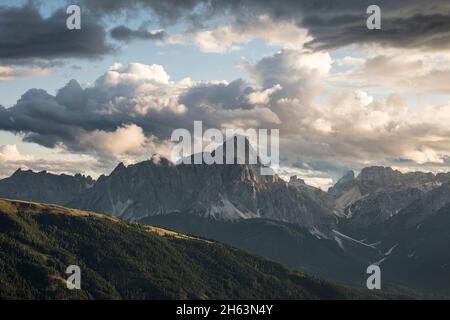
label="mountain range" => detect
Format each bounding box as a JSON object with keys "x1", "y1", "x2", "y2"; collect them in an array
[
  {"x1": 0, "y1": 168, "x2": 94, "y2": 205},
  {"x1": 3, "y1": 140, "x2": 450, "y2": 297}
]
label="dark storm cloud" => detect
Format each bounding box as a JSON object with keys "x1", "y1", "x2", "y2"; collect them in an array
[
  {"x1": 110, "y1": 26, "x2": 166, "y2": 42},
  {"x1": 301, "y1": 6, "x2": 450, "y2": 50},
  {"x1": 0, "y1": 73, "x2": 229, "y2": 151},
  {"x1": 0, "y1": 67, "x2": 273, "y2": 155},
  {"x1": 82, "y1": 0, "x2": 450, "y2": 50},
  {"x1": 180, "y1": 80, "x2": 254, "y2": 111},
  {"x1": 82, "y1": 0, "x2": 202, "y2": 24},
  {"x1": 0, "y1": 3, "x2": 112, "y2": 65},
  {"x1": 0, "y1": 83, "x2": 128, "y2": 149},
  {"x1": 0, "y1": 83, "x2": 157, "y2": 151}
]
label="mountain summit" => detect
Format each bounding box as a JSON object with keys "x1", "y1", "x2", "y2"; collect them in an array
[
  {"x1": 0, "y1": 169, "x2": 94, "y2": 205},
  {"x1": 69, "y1": 139, "x2": 335, "y2": 232}
]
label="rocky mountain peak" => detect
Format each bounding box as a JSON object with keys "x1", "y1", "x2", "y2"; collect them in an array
[
  {"x1": 355, "y1": 167, "x2": 440, "y2": 193},
  {"x1": 69, "y1": 138, "x2": 336, "y2": 232},
  {"x1": 328, "y1": 170, "x2": 355, "y2": 196},
  {"x1": 289, "y1": 175, "x2": 306, "y2": 186},
  {"x1": 111, "y1": 162, "x2": 126, "y2": 175},
  {"x1": 12, "y1": 168, "x2": 32, "y2": 177},
  {"x1": 357, "y1": 166, "x2": 399, "y2": 182},
  {"x1": 212, "y1": 135, "x2": 261, "y2": 165}
]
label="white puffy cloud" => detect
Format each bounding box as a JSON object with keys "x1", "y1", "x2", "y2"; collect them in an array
[
  {"x1": 0, "y1": 144, "x2": 34, "y2": 162},
  {"x1": 332, "y1": 52, "x2": 450, "y2": 94},
  {"x1": 193, "y1": 15, "x2": 312, "y2": 53},
  {"x1": 100, "y1": 63, "x2": 170, "y2": 86},
  {"x1": 247, "y1": 84, "x2": 282, "y2": 105},
  {"x1": 0, "y1": 144, "x2": 99, "y2": 179},
  {"x1": 405, "y1": 147, "x2": 444, "y2": 165},
  {"x1": 239, "y1": 49, "x2": 450, "y2": 181},
  {"x1": 79, "y1": 124, "x2": 147, "y2": 157},
  {"x1": 78, "y1": 124, "x2": 175, "y2": 164}
]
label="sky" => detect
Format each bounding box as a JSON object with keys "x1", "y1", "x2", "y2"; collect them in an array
[{"x1": 1, "y1": 0, "x2": 450, "y2": 189}]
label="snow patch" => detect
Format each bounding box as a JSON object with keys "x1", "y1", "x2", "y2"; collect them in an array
[
  {"x1": 311, "y1": 227, "x2": 327, "y2": 239},
  {"x1": 334, "y1": 236, "x2": 345, "y2": 250},
  {"x1": 332, "y1": 230, "x2": 378, "y2": 250},
  {"x1": 373, "y1": 256, "x2": 389, "y2": 266},
  {"x1": 112, "y1": 199, "x2": 133, "y2": 216},
  {"x1": 206, "y1": 198, "x2": 260, "y2": 221},
  {"x1": 384, "y1": 244, "x2": 398, "y2": 256}
]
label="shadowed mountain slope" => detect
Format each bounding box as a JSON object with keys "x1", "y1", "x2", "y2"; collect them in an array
[{"x1": 0, "y1": 198, "x2": 373, "y2": 300}]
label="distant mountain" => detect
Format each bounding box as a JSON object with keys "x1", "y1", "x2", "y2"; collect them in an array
[
  {"x1": 69, "y1": 139, "x2": 336, "y2": 233},
  {"x1": 332, "y1": 167, "x2": 450, "y2": 229},
  {"x1": 346, "y1": 180, "x2": 450, "y2": 238},
  {"x1": 289, "y1": 176, "x2": 339, "y2": 216},
  {"x1": 4, "y1": 154, "x2": 450, "y2": 296},
  {"x1": 339, "y1": 188, "x2": 450, "y2": 297},
  {"x1": 0, "y1": 198, "x2": 372, "y2": 300},
  {"x1": 328, "y1": 170, "x2": 355, "y2": 197},
  {"x1": 395, "y1": 181, "x2": 450, "y2": 227},
  {"x1": 375, "y1": 202, "x2": 450, "y2": 295},
  {"x1": 0, "y1": 169, "x2": 94, "y2": 205}
]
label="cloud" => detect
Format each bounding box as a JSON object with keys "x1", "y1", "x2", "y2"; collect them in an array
[
  {"x1": 79, "y1": 124, "x2": 146, "y2": 156},
  {"x1": 2, "y1": 51, "x2": 450, "y2": 181},
  {"x1": 247, "y1": 84, "x2": 282, "y2": 105},
  {"x1": 0, "y1": 66, "x2": 51, "y2": 81},
  {"x1": 405, "y1": 147, "x2": 444, "y2": 165},
  {"x1": 244, "y1": 50, "x2": 332, "y2": 134},
  {"x1": 348, "y1": 54, "x2": 450, "y2": 94},
  {"x1": 192, "y1": 15, "x2": 311, "y2": 53},
  {"x1": 0, "y1": 62, "x2": 189, "y2": 157},
  {"x1": 82, "y1": 0, "x2": 202, "y2": 24},
  {"x1": 77, "y1": 123, "x2": 175, "y2": 163},
  {"x1": 0, "y1": 3, "x2": 112, "y2": 65},
  {"x1": 110, "y1": 26, "x2": 167, "y2": 42},
  {"x1": 0, "y1": 144, "x2": 33, "y2": 162},
  {"x1": 179, "y1": 79, "x2": 281, "y2": 128},
  {"x1": 301, "y1": 1, "x2": 450, "y2": 51},
  {"x1": 0, "y1": 144, "x2": 99, "y2": 178},
  {"x1": 82, "y1": 0, "x2": 450, "y2": 51},
  {"x1": 0, "y1": 58, "x2": 284, "y2": 165},
  {"x1": 243, "y1": 50, "x2": 450, "y2": 178},
  {"x1": 286, "y1": 89, "x2": 450, "y2": 177},
  {"x1": 2, "y1": 1, "x2": 450, "y2": 183},
  {"x1": 99, "y1": 62, "x2": 171, "y2": 85}
]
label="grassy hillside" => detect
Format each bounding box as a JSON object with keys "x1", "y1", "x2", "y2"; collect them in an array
[
  {"x1": 140, "y1": 213, "x2": 370, "y2": 285},
  {"x1": 0, "y1": 198, "x2": 373, "y2": 300}
]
